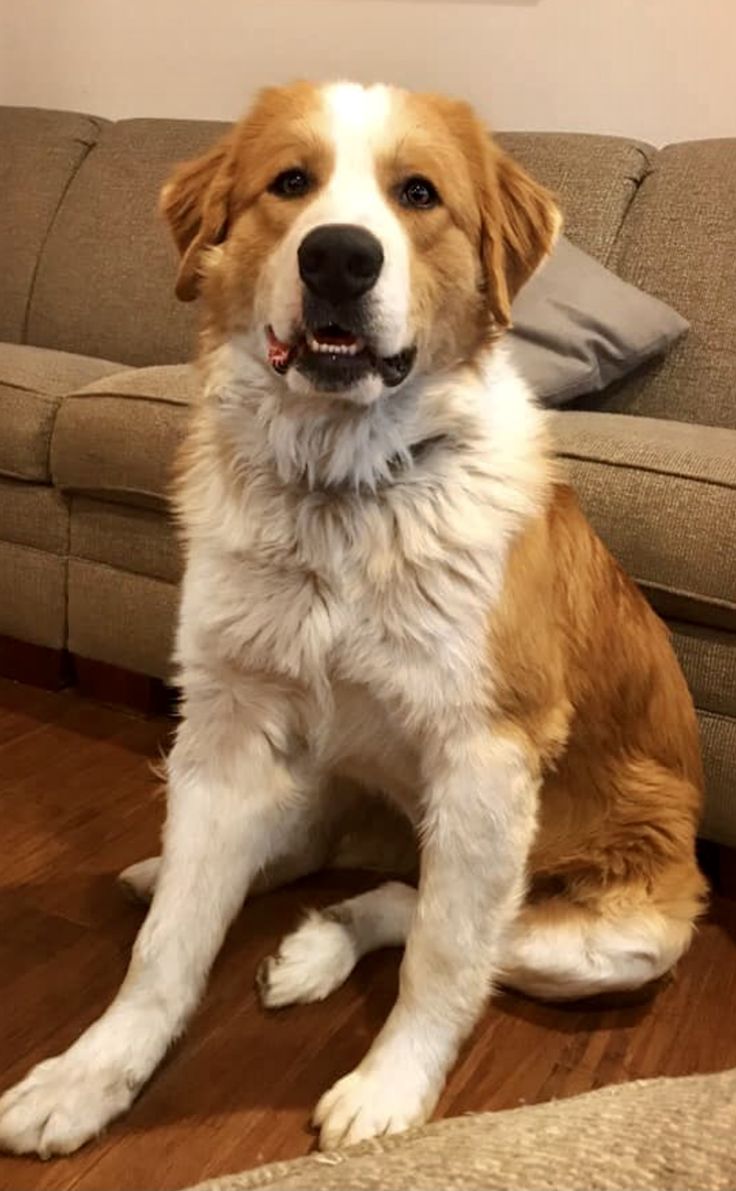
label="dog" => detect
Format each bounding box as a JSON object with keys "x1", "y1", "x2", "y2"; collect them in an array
[{"x1": 0, "y1": 81, "x2": 706, "y2": 1157}]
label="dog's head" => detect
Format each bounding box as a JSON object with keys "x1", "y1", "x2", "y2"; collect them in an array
[{"x1": 162, "y1": 82, "x2": 559, "y2": 405}]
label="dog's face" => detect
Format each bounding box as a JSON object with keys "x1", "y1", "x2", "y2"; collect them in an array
[{"x1": 162, "y1": 82, "x2": 559, "y2": 405}]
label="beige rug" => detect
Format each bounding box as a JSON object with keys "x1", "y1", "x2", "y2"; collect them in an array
[{"x1": 187, "y1": 1068, "x2": 736, "y2": 1191}]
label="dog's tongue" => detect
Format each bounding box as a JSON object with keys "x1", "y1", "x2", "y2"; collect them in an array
[
  {"x1": 267, "y1": 327, "x2": 293, "y2": 372},
  {"x1": 314, "y1": 326, "x2": 358, "y2": 347}
]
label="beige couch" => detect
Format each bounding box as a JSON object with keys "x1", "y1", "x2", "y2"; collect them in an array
[
  {"x1": 1, "y1": 107, "x2": 734, "y2": 843},
  {"x1": 187, "y1": 1067, "x2": 736, "y2": 1191}
]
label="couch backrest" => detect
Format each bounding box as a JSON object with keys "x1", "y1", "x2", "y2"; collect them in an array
[
  {"x1": 3, "y1": 108, "x2": 735, "y2": 429},
  {"x1": 0, "y1": 107, "x2": 107, "y2": 343},
  {"x1": 502, "y1": 133, "x2": 736, "y2": 430},
  {"x1": 26, "y1": 118, "x2": 227, "y2": 367},
  {"x1": 498, "y1": 132, "x2": 655, "y2": 266},
  {"x1": 602, "y1": 140, "x2": 736, "y2": 430}
]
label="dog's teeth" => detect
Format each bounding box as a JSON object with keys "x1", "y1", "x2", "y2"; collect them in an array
[{"x1": 305, "y1": 336, "x2": 366, "y2": 357}]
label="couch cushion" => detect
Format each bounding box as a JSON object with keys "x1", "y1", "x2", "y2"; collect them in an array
[
  {"x1": 68, "y1": 559, "x2": 177, "y2": 679},
  {"x1": 510, "y1": 237, "x2": 688, "y2": 405},
  {"x1": 0, "y1": 477, "x2": 69, "y2": 555},
  {"x1": 551, "y1": 411, "x2": 736, "y2": 631},
  {"x1": 51, "y1": 364, "x2": 198, "y2": 507},
  {"x1": 0, "y1": 343, "x2": 123, "y2": 481},
  {"x1": 671, "y1": 623, "x2": 736, "y2": 721},
  {"x1": 27, "y1": 118, "x2": 228, "y2": 367},
  {"x1": 599, "y1": 140, "x2": 736, "y2": 429},
  {"x1": 498, "y1": 133, "x2": 655, "y2": 266},
  {"x1": 0, "y1": 107, "x2": 107, "y2": 344},
  {"x1": 70, "y1": 496, "x2": 182, "y2": 583},
  {"x1": 0, "y1": 541, "x2": 66, "y2": 650},
  {"x1": 697, "y1": 711, "x2": 736, "y2": 846}
]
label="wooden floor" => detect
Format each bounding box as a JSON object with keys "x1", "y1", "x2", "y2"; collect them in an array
[{"x1": 0, "y1": 676, "x2": 734, "y2": 1191}]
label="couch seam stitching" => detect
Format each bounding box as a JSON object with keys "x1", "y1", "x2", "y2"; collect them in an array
[
  {"x1": 559, "y1": 450, "x2": 736, "y2": 492},
  {"x1": 63, "y1": 390, "x2": 191, "y2": 407},
  {"x1": 69, "y1": 554, "x2": 177, "y2": 586},
  {"x1": 20, "y1": 122, "x2": 101, "y2": 347},
  {"x1": 0, "y1": 538, "x2": 67, "y2": 562},
  {"x1": 633, "y1": 575, "x2": 736, "y2": 615},
  {"x1": 697, "y1": 708, "x2": 736, "y2": 728},
  {"x1": 604, "y1": 143, "x2": 657, "y2": 271}
]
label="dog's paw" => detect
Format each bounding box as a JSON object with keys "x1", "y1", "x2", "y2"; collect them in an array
[
  {"x1": 0, "y1": 1052, "x2": 136, "y2": 1157},
  {"x1": 313, "y1": 1061, "x2": 438, "y2": 1150},
  {"x1": 257, "y1": 911, "x2": 357, "y2": 1009},
  {"x1": 118, "y1": 856, "x2": 160, "y2": 904}
]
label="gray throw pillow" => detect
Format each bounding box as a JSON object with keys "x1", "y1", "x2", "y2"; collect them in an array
[{"x1": 508, "y1": 236, "x2": 689, "y2": 406}]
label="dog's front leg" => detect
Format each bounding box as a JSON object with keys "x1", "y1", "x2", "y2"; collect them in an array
[
  {"x1": 0, "y1": 680, "x2": 308, "y2": 1158},
  {"x1": 315, "y1": 731, "x2": 538, "y2": 1149}
]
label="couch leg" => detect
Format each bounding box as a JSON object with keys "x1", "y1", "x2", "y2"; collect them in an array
[
  {"x1": 72, "y1": 655, "x2": 176, "y2": 716},
  {"x1": 0, "y1": 635, "x2": 73, "y2": 690}
]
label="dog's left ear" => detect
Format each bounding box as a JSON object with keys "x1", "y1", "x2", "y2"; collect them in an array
[
  {"x1": 160, "y1": 132, "x2": 235, "y2": 302},
  {"x1": 480, "y1": 145, "x2": 561, "y2": 330}
]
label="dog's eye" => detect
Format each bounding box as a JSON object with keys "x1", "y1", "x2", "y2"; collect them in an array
[
  {"x1": 399, "y1": 176, "x2": 440, "y2": 210},
  {"x1": 269, "y1": 169, "x2": 312, "y2": 199}
]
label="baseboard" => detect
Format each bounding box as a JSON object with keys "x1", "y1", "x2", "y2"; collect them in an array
[
  {"x1": 73, "y1": 655, "x2": 176, "y2": 716},
  {"x1": 0, "y1": 635, "x2": 176, "y2": 714},
  {"x1": 0, "y1": 635, "x2": 73, "y2": 690}
]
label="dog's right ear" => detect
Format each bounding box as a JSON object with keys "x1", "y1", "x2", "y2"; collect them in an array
[{"x1": 160, "y1": 133, "x2": 234, "y2": 302}]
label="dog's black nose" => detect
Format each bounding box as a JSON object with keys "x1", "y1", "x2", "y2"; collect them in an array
[{"x1": 298, "y1": 224, "x2": 384, "y2": 302}]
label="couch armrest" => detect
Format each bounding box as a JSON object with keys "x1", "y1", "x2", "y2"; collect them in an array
[{"x1": 550, "y1": 411, "x2": 736, "y2": 630}]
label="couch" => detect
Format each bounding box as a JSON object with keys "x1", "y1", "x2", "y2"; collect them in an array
[
  {"x1": 1, "y1": 106, "x2": 734, "y2": 843},
  {"x1": 185, "y1": 1067, "x2": 736, "y2": 1191}
]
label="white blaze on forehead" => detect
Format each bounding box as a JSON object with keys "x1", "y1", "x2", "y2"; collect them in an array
[
  {"x1": 318, "y1": 81, "x2": 400, "y2": 231},
  {"x1": 313, "y1": 82, "x2": 411, "y2": 358},
  {"x1": 322, "y1": 81, "x2": 394, "y2": 146},
  {"x1": 264, "y1": 81, "x2": 413, "y2": 374}
]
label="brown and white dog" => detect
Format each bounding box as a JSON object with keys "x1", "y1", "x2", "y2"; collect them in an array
[{"x1": 0, "y1": 82, "x2": 706, "y2": 1157}]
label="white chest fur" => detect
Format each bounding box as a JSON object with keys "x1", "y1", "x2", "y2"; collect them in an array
[{"x1": 175, "y1": 342, "x2": 549, "y2": 776}]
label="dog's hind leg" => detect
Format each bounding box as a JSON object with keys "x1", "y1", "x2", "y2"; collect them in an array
[
  {"x1": 257, "y1": 881, "x2": 416, "y2": 1008},
  {"x1": 119, "y1": 782, "x2": 417, "y2": 905},
  {"x1": 119, "y1": 833, "x2": 331, "y2": 906},
  {"x1": 119, "y1": 856, "x2": 161, "y2": 903},
  {"x1": 498, "y1": 885, "x2": 701, "y2": 1001}
]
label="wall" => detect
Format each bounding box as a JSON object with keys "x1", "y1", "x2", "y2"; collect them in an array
[{"x1": 1, "y1": 0, "x2": 733, "y2": 145}]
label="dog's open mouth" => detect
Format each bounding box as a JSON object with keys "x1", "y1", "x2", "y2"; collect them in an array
[{"x1": 267, "y1": 325, "x2": 416, "y2": 391}]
